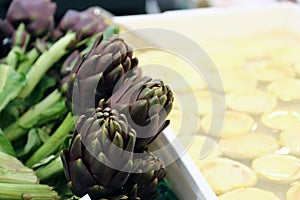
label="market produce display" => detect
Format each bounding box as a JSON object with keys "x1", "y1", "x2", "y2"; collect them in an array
[{"x1": 0, "y1": 0, "x2": 177, "y2": 199}]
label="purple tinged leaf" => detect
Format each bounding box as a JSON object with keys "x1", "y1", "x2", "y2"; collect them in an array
[{"x1": 68, "y1": 158, "x2": 97, "y2": 194}]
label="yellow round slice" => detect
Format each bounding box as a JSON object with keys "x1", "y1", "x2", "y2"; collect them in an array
[
  {"x1": 252, "y1": 154, "x2": 300, "y2": 183},
  {"x1": 286, "y1": 183, "x2": 300, "y2": 200},
  {"x1": 181, "y1": 135, "x2": 222, "y2": 162},
  {"x1": 200, "y1": 111, "x2": 256, "y2": 138},
  {"x1": 219, "y1": 133, "x2": 279, "y2": 159},
  {"x1": 198, "y1": 158, "x2": 257, "y2": 195},
  {"x1": 212, "y1": 70, "x2": 257, "y2": 92},
  {"x1": 250, "y1": 66, "x2": 295, "y2": 82},
  {"x1": 218, "y1": 188, "x2": 280, "y2": 200},
  {"x1": 280, "y1": 130, "x2": 300, "y2": 157},
  {"x1": 227, "y1": 89, "x2": 277, "y2": 114},
  {"x1": 270, "y1": 48, "x2": 300, "y2": 68},
  {"x1": 267, "y1": 78, "x2": 300, "y2": 101},
  {"x1": 261, "y1": 110, "x2": 300, "y2": 131}
]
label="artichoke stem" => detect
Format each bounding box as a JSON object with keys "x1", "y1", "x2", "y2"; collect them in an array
[
  {"x1": 35, "y1": 156, "x2": 63, "y2": 182},
  {"x1": 5, "y1": 24, "x2": 30, "y2": 69},
  {"x1": 18, "y1": 32, "x2": 76, "y2": 99},
  {"x1": 25, "y1": 113, "x2": 74, "y2": 167},
  {"x1": 17, "y1": 48, "x2": 39, "y2": 73},
  {"x1": 4, "y1": 90, "x2": 62, "y2": 142},
  {"x1": 0, "y1": 183, "x2": 59, "y2": 200},
  {"x1": 5, "y1": 46, "x2": 22, "y2": 69}
]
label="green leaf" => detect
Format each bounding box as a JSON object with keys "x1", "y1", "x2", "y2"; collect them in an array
[
  {"x1": 0, "y1": 129, "x2": 15, "y2": 156},
  {"x1": 0, "y1": 72, "x2": 56, "y2": 129},
  {"x1": 0, "y1": 64, "x2": 26, "y2": 113},
  {"x1": 35, "y1": 100, "x2": 68, "y2": 127},
  {"x1": 31, "y1": 155, "x2": 56, "y2": 169},
  {"x1": 37, "y1": 126, "x2": 52, "y2": 143},
  {"x1": 4, "y1": 90, "x2": 62, "y2": 142},
  {"x1": 16, "y1": 129, "x2": 42, "y2": 160}
]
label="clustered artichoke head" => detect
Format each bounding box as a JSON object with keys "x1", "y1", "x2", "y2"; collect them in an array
[
  {"x1": 53, "y1": 7, "x2": 108, "y2": 42},
  {"x1": 61, "y1": 104, "x2": 167, "y2": 199},
  {"x1": 61, "y1": 106, "x2": 137, "y2": 199},
  {"x1": 63, "y1": 31, "x2": 172, "y2": 199},
  {"x1": 6, "y1": 0, "x2": 56, "y2": 38},
  {"x1": 108, "y1": 75, "x2": 174, "y2": 152},
  {"x1": 67, "y1": 35, "x2": 138, "y2": 113}
]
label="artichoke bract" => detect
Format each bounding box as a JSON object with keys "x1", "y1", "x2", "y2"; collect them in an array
[
  {"x1": 68, "y1": 35, "x2": 138, "y2": 114},
  {"x1": 61, "y1": 106, "x2": 138, "y2": 199},
  {"x1": 108, "y1": 75, "x2": 174, "y2": 152},
  {"x1": 6, "y1": 0, "x2": 56, "y2": 38}
]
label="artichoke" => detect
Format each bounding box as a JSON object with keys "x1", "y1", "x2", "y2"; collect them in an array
[
  {"x1": 53, "y1": 7, "x2": 108, "y2": 42},
  {"x1": 61, "y1": 105, "x2": 138, "y2": 199},
  {"x1": 108, "y1": 75, "x2": 174, "y2": 152},
  {"x1": 6, "y1": 0, "x2": 56, "y2": 38},
  {"x1": 68, "y1": 35, "x2": 138, "y2": 114},
  {"x1": 126, "y1": 153, "x2": 166, "y2": 199}
]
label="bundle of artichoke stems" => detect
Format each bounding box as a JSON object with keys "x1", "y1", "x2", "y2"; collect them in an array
[{"x1": 0, "y1": 0, "x2": 175, "y2": 199}]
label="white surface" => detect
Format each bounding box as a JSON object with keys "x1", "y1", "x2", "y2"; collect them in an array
[
  {"x1": 80, "y1": 194, "x2": 91, "y2": 200},
  {"x1": 114, "y1": 3, "x2": 300, "y2": 200}
]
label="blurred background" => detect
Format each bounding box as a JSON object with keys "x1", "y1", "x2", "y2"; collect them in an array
[{"x1": 0, "y1": 0, "x2": 298, "y2": 21}]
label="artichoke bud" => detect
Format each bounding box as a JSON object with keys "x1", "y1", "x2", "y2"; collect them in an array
[
  {"x1": 58, "y1": 7, "x2": 108, "y2": 42},
  {"x1": 61, "y1": 104, "x2": 138, "y2": 199},
  {"x1": 67, "y1": 35, "x2": 138, "y2": 114},
  {"x1": 108, "y1": 76, "x2": 174, "y2": 151},
  {"x1": 6, "y1": 0, "x2": 56, "y2": 38}
]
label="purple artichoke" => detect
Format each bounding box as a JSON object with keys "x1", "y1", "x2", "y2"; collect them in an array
[
  {"x1": 61, "y1": 106, "x2": 138, "y2": 199},
  {"x1": 108, "y1": 75, "x2": 174, "y2": 152},
  {"x1": 67, "y1": 34, "x2": 138, "y2": 113},
  {"x1": 6, "y1": 0, "x2": 56, "y2": 38},
  {"x1": 54, "y1": 7, "x2": 109, "y2": 42}
]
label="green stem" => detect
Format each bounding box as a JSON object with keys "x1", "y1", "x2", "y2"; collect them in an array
[
  {"x1": 5, "y1": 24, "x2": 30, "y2": 69},
  {"x1": 25, "y1": 113, "x2": 74, "y2": 167},
  {"x1": 6, "y1": 47, "x2": 22, "y2": 69},
  {"x1": 17, "y1": 48, "x2": 39, "y2": 74},
  {"x1": 0, "y1": 183, "x2": 59, "y2": 200},
  {"x1": 18, "y1": 32, "x2": 76, "y2": 98},
  {"x1": 35, "y1": 156, "x2": 63, "y2": 182},
  {"x1": 4, "y1": 90, "x2": 62, "y2": 142}
]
